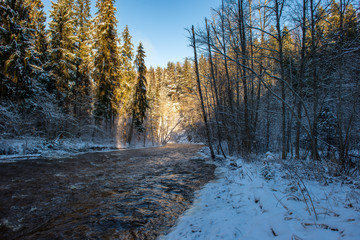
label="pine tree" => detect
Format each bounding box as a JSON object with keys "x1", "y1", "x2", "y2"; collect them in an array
[
  {"x1": 48, "y1": 0, "x2": 77, "y2": 109},
  {"x1": 118, "y1": 25, "x2": 136, "y2": 114},
  {"x1": 181, "y1": 58, "x2": 195, "y2": 94},
  {"x1": 146, "y1": 67, "x2": 157, "y2": 144},
  {"x1": 73, "y1": 0, "x2": 93, "y2": 120},
  {"x1": 93, "y1": 0, "x2": 120, "y2": 127},
  {"x1": 127, "y1": 43, "x2": 149, "y2": 143},
  {"x1": 133, "y1": 42, "x2": 149, "y2": 132},
  {"x1": 0, "y1": 0, "x2": 37, "y2": 102},
  {"x1": 165, "y1": 62, "x2": 177, "y2": 100},
  {"x1": 27, "y1": 0, "x2": 52, "y2": 99},
  {"x1": 326, "y1": 0, "x2": 358, "y2": 44},
  {"x1": 28, "y1": 0, "x2": 48, "y2": 64},
  {"x1": 318, "y1": 106, "x2": 338, "y2": 149},
  {"x1": 0, "y1": 0, "x2": 54, "y2": 138}
]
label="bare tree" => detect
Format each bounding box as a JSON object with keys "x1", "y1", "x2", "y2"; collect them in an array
[{"x1": 191, "y1": 25, "x2": 216, "y2": 159}]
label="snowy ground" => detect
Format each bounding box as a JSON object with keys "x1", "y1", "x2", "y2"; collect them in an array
[
  {"x1": 162, "y1": 152, "x2": 360, "y2": 240},
  {"x1": 0, "y1": 137, "x2": 161, "y2": 162},
  {"x1": 0, "y1": 138, "x2": 120, "y2": 162}
]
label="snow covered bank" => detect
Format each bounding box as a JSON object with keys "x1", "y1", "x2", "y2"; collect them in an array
[
  {"x1": 162, "y1": 154, "x2": 360, "y2": 240},
  {"x1": 0, "y1": 137, "x2": 164, "y2": 162},
  {"x1": 0, "y1": 138, "x2": 119, "y2": 162}
]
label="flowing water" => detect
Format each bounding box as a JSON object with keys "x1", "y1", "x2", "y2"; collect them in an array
[{"x1": 0, "y1": 144, "x2": 216, "y2": 239}]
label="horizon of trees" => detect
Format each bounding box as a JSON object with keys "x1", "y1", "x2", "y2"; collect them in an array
[
  {"x1": 0, "y1": 0, "x2": 205, "y2": 148},
  {"x1": 0, "y1": 0, "x2": 172, "y2": 146}
]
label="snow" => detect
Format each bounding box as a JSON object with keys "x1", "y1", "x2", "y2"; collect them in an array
[
  {"x1": 0, "y1": 138, "x2": 119, "y2": 162},
  {"x1": 162, "y1": 153, "x2": 360, "y2": 240},
  {"x1": 0, "y1": 137, "x2": 161, "y2": 163},
  {"x1": 1, "y1": 139, "x2": 359, "y2": 238}
]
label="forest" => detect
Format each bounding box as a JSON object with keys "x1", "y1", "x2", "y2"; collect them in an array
[
  {"x1": 0, "y1": 0, "x2": 201, "y2": 150},
  {"x1": 189, "y1": 0, "x2": 359, "y2": 174},
  {"x1": 0, "y1": 0, "x2": 359, "y2": 173}
]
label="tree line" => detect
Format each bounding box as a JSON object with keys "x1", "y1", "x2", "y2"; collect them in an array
[
  {"x1": 0, "y1": 0, "x2": 150, "y2": 145},
  {"x1": 0, "y1": 0, "x2": 204, "y2": 147},
  {"x1": 190, "y1": 0, "x2": 359, "y2": 171}
]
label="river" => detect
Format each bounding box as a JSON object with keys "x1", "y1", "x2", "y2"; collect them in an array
[{"x1": 0, "y1": 144, "x2": 216, "y2": 239}]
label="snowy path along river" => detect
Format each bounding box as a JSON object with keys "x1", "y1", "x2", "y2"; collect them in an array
[{"x1": 0, "y1": 144, "x2": 216, "y2": 239}]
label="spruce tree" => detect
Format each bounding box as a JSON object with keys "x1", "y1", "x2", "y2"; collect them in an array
[
  {"x1": 0, "y1": 0, "x2": 37, "y2": 102},
  {"x1": 27, "y1": 0, "x2": 51, "y2": 97},
  {"x1": 73, "y1": 0, "x2": 93, "y2": 120},
  {"x1": 28, "y1": 0, "x2": 48, "y2": 64},
  {"x1": 181, "y1": 58, "x2": 195, "y2": 94},
  {"x1": 165, "y1": 62, "x2": 177, "y2": 100},
  {"x1": 48, "y1": 0, "x2": 77, "y2": 109},
  {"x1": 0, "y1": 0, "x2": 53, "y2": 137},
  {"x1": 132, "y1": 42, "x2": 149, "y2": 132},
  {"x1": 127, "y1": 42, "x2": 148, "y2": 144},
  {"x1": 118, "y1": 25, "x2": 136, "y2": 114},
  {"x1": 326, "y1": 1, "x2": 358, "y2": 44},
  {"x1": 93, "y1": 0, "x2": 120, "y2": 128},
  {"x1": 74, "y1": 0, "x2": 92, "y2": 83}
]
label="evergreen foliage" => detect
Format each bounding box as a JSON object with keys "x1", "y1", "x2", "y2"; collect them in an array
[
  {"x1": 93, "y1": 0, "x2": 120, "y2": 126},
  {"x1": 0, "y1": 0, "x2": 39, "y2": 102},
  {"x1": 118, "y1": 25, "x2": 136, "y2": 113},
  {"x1": 132, "y1": 43, "x2": 149, "y2": 132},
  {"x1": 28, "y1": 0, "x2": 48, "y2": 64},
  {"x1": 0, "y1": 0, "x2": 58, "y2": 138},
  {"x1": 73, "y1": 0, "x2": 93, "y2": 120},
  {"x1": 318, "y1": 107, "x2": 338, "y2": 148},
  {"x1": 48, "y1": 0, "x2": 77, "y2": 109}
]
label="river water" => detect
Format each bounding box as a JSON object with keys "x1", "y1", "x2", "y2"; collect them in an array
[{"x1": 0, "y1": 144, "x2": 216, "y2": 239}]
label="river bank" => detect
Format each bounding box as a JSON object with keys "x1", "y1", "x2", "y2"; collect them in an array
[{"x1": 163, "y1": 153, "x2": 360, "y2": 240}]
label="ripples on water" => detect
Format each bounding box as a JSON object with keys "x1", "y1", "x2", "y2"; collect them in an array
[{"x1": 0, "y1": 144, "x2": 215, "y2": 239}]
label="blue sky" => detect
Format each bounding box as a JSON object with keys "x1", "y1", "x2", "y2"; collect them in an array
[{"x1": 42, "y1": 0, "x2": 220, "y2": 68}]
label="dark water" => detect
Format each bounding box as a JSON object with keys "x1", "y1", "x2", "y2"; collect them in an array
[{"x1": 0, "y1": 144, "x2": 215, "y2": 239}]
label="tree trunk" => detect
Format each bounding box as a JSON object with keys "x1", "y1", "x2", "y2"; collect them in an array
[
  {"x1": 237, "y1": 0, "x2": 252, "y2": 154},
  {"x1": 127, "y1": 116, "x2": 134, "y2": 145},
  {"x1": 206, "y1": 18, "x2": 227, "y2": 158},
  {"x1": 295, "y1": 0, "x2": 307, "y2": 159},
  {"x1": 191, "y1": 25, "x2": 216, "y2": 160},
  {"x1": 275, "y1": 0, "x2": 287, "y2": 159},
  {"x1": 310, "y1": 0, "x2": 320, "y2": 161}
]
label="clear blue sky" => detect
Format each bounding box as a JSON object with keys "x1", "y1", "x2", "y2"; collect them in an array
[{"x1": 42, "y1": 0, "x2": 220, "y2": 68}]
